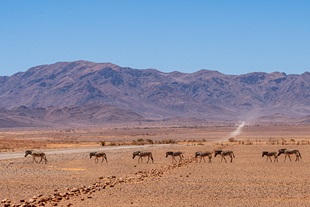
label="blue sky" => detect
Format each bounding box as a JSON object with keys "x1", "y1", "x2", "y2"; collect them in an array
[{"x1": 0, "y1": 1, "x2": 309, "y2": 76}]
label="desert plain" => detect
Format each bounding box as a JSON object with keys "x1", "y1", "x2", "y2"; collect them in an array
[{"x1": 1, "y1": 123, "x2": 310, "y2": 207}]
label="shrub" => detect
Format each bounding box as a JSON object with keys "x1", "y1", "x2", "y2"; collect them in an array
[
  {"x1": 146, "y1": 139, "x2": 154, "y2": 144},
  {"x1": 228, "y1": 137, "x2": 236, "y2": 142}
]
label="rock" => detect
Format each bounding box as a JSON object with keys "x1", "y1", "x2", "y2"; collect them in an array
[
  {"x1": 1, "y1": 199, "x2": 8, "y2": 203},
  {"x1": 105, "y1": 181, "x2": 111, "y2": 185},
  {"x1": 38, "y1": 197, "x2": 47, "y2": 203},
  {"x1": 28, "y1": 198, "x2": 35, "y2": 203}
]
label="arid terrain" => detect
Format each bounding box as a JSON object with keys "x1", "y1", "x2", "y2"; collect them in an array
[{"x1": 1, "y1": 124, "x2": 310, "y2": 207}]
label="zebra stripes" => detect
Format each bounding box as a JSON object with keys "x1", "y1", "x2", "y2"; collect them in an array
[{"x1": 24, "y1": 150, "x2": 48, "y2": 164}]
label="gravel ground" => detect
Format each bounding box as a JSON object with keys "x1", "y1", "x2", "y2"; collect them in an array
[{"x1": 1, "y1": 144, "x2": 310, "y2": 207}]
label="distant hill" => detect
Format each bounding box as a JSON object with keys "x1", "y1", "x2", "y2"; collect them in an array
[{"x1": 0, "y1": 60, "x2": 309, "y2": 127}]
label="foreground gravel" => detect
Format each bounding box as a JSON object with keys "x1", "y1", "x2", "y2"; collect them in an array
[{"x1": 1, "y1": 144, "x2": 310, "y2": 207}]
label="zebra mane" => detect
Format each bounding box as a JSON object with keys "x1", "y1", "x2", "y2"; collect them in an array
[{"x1": 89, "y1": 152, "x2": 97, "y2": 158}]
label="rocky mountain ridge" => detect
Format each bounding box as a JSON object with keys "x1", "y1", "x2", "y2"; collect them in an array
[{"x1": 0, "y1": 60, "x2": 309, "y2": 127}]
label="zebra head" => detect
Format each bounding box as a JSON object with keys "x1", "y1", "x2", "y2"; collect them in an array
[
  {"x1": 24, "y1": 150, "x2": 33, "y2": 157},
  {"x1": 214, "y1": 150, "x2": 223, "y2": 157},
  {"x1": 166, "y1": 151, "x2": 173, "y2": 158},
  {"x1": 262, "y1": 151, "x2": 269, "y2": 157},
  {"x1": 277, "y1": 149, "x2": 287, "y2": 156},
  {"x1": 195, "y1": 151, "x2": 202, "y2": 158},
  {"x1": 89, "y1": 152, "x2": 97, "y2": 158},
  {"x1": 132, "y1": 151, "x2": 141, "y2": 159}
]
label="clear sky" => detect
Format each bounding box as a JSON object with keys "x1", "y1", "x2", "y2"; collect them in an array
[{"x1": 1, "y1": 1, "x2": 309, "y2": 76}]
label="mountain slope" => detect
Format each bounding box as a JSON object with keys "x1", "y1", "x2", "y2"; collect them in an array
[{"x1": 0, "y1": 60, "x2": 309, "y2": 126}]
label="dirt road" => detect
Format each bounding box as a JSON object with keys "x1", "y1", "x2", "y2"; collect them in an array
[{"x1": 0, "y1": 144, "x2": 165, "y2": 160}]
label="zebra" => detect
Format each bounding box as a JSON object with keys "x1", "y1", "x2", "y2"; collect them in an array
[
  {"x1": 89, "y1": 152, "x2": 108, "y2": 163},
  {"x1": 214, "y1": 150, "x2": 235, "y2": 163},
  {"x1": 24, "y1": 150, "x2": 48, "y2": 164},
  {"x1": 262, "y1": 151, "x2": 278, "y2": 162},
  {"x1": 278, "y1": 149, "x2": 302, "y2": 162},
  {"x1": 195, "y1": 151, "x2": 212, "y2": 163},
  {"x1": 166, "y1": 151, "x2": 184, "y2": 163},
  {"x1": 132, "y1": 151, "x2": 141, "y2": 160},
  {"x1": 132, "y1": 151, "x2": 154, "y2": 163}
]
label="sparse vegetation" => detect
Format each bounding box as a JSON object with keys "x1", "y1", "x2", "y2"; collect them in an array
[{"x1": 228, "y1": 137, "x2": 237, "y2": 142}]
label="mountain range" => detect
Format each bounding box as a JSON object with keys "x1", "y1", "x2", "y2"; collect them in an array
[{"x1": 0, "y1": 60, "x2": 309, "y2": 127}]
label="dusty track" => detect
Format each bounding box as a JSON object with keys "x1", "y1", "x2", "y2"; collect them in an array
[{"x1": 0, "y1": 144, "x2": 162, "y2": 160}]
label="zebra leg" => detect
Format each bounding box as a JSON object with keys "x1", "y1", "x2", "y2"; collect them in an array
[
  {"x1": 223, "y1": 156, "x2": 227, "y2": 163},
  {"x1": 34, "y1": 156, "x2": 40, "y2": 163},
  {"x1": 288, "y1": 155, "x2": 292, "y2": 161},
  {"x1": 230, "y1": 155, "x2": 233, "y2": 163},
  {"x1": 268, "y1": 156, "x2": 272, "y2": 162},
  {"x1": 202, "y1": 157, "x2": 206, "y2": 163}
]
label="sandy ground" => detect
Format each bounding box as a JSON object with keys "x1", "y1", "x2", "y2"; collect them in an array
[{"x1": 1, "y1": 124, "x2": 310, "y2": 207}]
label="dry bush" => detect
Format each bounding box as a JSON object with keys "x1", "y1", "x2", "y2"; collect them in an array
[
  {"x1": 108, "y1": 142, "x2": 117, "y2": 146},
  {"x1": 245, "y1": 141, "x2": 253, "y2": 145},
  {"x1": 130, "y1": 138, "x2": 154, "y2": 145},
  {"x1": 268, "y1": 138, "x2": 278, "y2": 145},
  {"x1": 155, "y1": 139, "x2": 177, "y2": 144},
  {"x1": 146, "y1": 139, "x2": 154, "y2": 144},
  {"x1": 228, "y1": 137, "x2": 237, "y2": 142}
]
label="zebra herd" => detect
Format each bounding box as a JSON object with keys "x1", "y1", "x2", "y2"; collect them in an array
[
  {"x1": 24, "y1": 148, "x2": 302, "y2": 164},
  {"x1": 262, "y1": 148, "x2": 302, "y2": 162}
]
